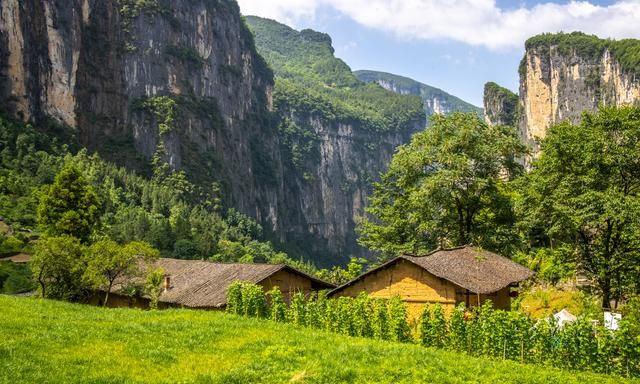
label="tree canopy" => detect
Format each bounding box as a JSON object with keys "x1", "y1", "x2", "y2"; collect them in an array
[
  {"x1": 37, "y1": 164, "x2": 101, "y2": 243},
  {"x1": 519, "y1": 106, "x2": 640, "y2": 308},
  {"x1": 358, "y1": 112, "x2": 527, "y2": 258}
]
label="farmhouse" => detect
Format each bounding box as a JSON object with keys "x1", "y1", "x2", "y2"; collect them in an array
[
  {"x1": 99, "y1": 258, "x2": 335, "y2": 309},
  {"x1": 330, "y1": 246, "x2": 534, "y2": 319}
]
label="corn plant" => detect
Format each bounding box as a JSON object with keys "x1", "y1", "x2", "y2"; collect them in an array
[
  {"x1": 388, "y1": 296, "x2": 411, "y2": 342},
  {"x1": 447, "y1": 303, "x2": 467, "y2": 351},
  {"x1": 226, "y1": 281, "x2": 243, "y2": 315},
  {"x1": 305, "y1": 291, "x2": 328, "y2": 329},
  {"x1": 371, "y1": 298, "x2": 389, "y2": 340},
  {"x1": 241, "y1": 283, "x2": 266, "y2": 318},
  {"x1": 334, "y1": 296, "x2": 354, "y2": 335},
  {"x1": 288, "y1": 291, "x2": 307, "y2": 326},
  {"x1": 351, "y1": 292, "x2": 373, "y2": 337},
  {"x1": 267, "y1": 287, "x2": 286, "y2": 322}
]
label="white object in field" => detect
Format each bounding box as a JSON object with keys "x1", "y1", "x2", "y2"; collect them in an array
[
  {"x1": 604, "y1": 311, "x2": 621, "y2": 331},
  {"x1": 553, "y1": 309, "x2": 577, "y2": 328}
]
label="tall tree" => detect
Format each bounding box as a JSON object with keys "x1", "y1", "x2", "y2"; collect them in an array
[
  {"x1": 37, "y1": 164, "x2": 101, "y2": 243},
  {"x1": 84, "y1": 239, "x2": 159, "y2": 306},
  {"x1": 520, "y1": 106, "x2": 640, "y2": 308},
  {"x1": 358, "y1": 112, "x2": 526, "y2": 258},
  {"x1": 31, "y1": 236, "x2": 86, "y2": 300}
]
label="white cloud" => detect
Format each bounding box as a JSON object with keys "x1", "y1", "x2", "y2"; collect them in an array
[{"x1": 237, "y1": 0, "x2": 640, "y2": 50}]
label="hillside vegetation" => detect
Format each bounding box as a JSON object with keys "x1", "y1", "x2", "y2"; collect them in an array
[
  {"x1": 1, "y1": 296, "x2": 637, "y2": 384},
  {"x1": 355, "y1": 70, "x2": 483, "y2": 118},
  {"x1": 245, "y1": 16, "x2": 424, "y2": 132},
  {"x1": 0, "y1": 115, "x2": 312, "y2": 271},
  {"x1": 520, "y1": 32, "x2": 640, "y2": 76}
]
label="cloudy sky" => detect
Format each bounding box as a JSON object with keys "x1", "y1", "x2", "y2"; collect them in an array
[{"x1": 236, "y1": 0, "x2": 640, "y2": 106}]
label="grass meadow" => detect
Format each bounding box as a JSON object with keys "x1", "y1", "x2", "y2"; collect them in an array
[{"x1": 0, "y1": 296, "x2": 638, "y2": 384}]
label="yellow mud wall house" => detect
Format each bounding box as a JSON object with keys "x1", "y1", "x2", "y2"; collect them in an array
[{"x1": 330, "y1": 246, "x2": 533, "y2": 320}]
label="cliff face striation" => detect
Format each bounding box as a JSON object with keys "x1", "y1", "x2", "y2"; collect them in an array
[
  {"x1": 483, "y1": 82, "x2": 518, "y2": 127},
  {"x1": 0, "y1": 0, "x2": 284, "y2": 231},
  {"x1": 517, "y1": 32, "x2": 640, "y2": 155},
  {"x1": 246, "y1": 17, "x2": 426, "y2": 263},
  {"x1": 355, "y1": 70, "x2": 482, "y2": 122},
  {"x1": 0, "y1": 2, "x2": 428, "y2": 266}
]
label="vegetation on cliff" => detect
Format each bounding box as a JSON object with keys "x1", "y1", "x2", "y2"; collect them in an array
[
  {"x1": 0, "y1": 115, "x2": 311, "y2": 271},
  {"x1": 245, "y1": 16, "x2": 425, "y2": 133},
  {"x1": 520, "y1": 32, "x2": 640, "y2": 77},
  {"x1": 355, "y1": 70, "x2": 483, "y2": 119},
  {"x1": 483, "y1": 82, "x2": 519, "y2": 127}
]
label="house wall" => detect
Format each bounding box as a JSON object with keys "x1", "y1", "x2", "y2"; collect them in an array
[
  {"x1": 259, "y1": 269, "x2": 315, "y2": 304},
  {"x1": 454, "y1": 286, "x2": 511, "y2": 311},
  {"x1": 331, "y1": 259, "x2": 512, "y2": 320},
  {"x1": 331, "y1": 259, "x2": 457, "y2": 320}
]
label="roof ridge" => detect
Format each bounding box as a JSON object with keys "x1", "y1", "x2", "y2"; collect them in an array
[
  {"x1": 402, "y1": 244, "x2": 471, "y2": 258},
  {"x1": 159, "y1": 258, "x2": 286, "y2": 267}
]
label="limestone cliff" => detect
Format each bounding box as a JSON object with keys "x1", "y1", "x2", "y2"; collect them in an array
[
  {"x1": 246, "y1": 17, "x2": 426, "y2": 263},
  {"x1": 0, "y1": 2, "x2": 427, "y2": 266},
  {"x1": 518, "y1": 32, "x2": 640, "y2": 155},
  {"x1": 0, "y1": 0, "x2": 286, "y2": 237},
  {"x1": 355, "y1": 70, "x2": 482, "y2": 121},
  {"x1": 483, "y1": 82, "x2": 518, "y2": 127}
]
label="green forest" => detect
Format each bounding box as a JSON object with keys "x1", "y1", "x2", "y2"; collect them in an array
[{"x1": 245, "y1": 16, "x2": 425, "y2": 133}]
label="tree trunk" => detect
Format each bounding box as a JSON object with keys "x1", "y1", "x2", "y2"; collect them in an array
[
  {"x1": 38, "y1": 269, "x2": 46, "y2": 298},
  {"x1": 457, "y1": 205, "x2": 465, "y2": 246},
  {"x1": 103, "y1": 281, "x2": 113, "y2": 307},
  {"x1": 601, "y1": 277, "x2": 612, "y2": 309}
]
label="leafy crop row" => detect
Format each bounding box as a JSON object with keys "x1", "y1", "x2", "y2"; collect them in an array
[{"x1": 228, "y1": 282, "x2": 640, "y2": 378}]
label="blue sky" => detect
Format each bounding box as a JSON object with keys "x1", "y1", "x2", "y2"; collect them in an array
[{"x1": 237, "y1": 0, "x2": 640, "y2": 107}]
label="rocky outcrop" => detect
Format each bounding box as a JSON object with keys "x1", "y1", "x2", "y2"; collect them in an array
[
  {"x1": 0, "y1": 0, "x2": 426, "y2": 266},
  {"x1": 278, "y1": 110, "x2": 424, "y2": 264},
  {"x1": 483, "y1": 82, "x2": 518, "y2": 127},
  {"x1": 518, "y1": 33, "x2": 640, "y2": 155},
  {"x1": 355, "y1": 70, "x2": 483, "y2": 121},
  {"x1": 243, "y1": 18, "x2": 426, "y2": 264},
  {"x1": 0, "y1": 0, "x2": 284, "y2": 232}
]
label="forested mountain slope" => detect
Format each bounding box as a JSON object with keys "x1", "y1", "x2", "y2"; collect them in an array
[{"x1": 355, "y1": 70, "x2": 482, "y2": 120}]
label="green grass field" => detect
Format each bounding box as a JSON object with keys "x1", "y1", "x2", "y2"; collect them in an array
[{"x1": 0, "y1": 296, "x2": 637, "y2": 384}]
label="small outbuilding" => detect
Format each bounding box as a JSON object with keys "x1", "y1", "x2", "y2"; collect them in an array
[
  {"x1": 99, "y1": 258, "x2": 335, "y2": 309},
  {"x1": 330, "y1": 246, "x2": 534, "y2": 319}
]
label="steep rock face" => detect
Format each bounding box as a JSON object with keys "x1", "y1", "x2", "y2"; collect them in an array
[
  {"x1": 0, "y1": 0, "x2": 283, "y2": 230},
  {"x1": 483, "y1": 82, "x2": 518, "y2": 127},
  {"x1": 355, "y1": 70, "x2": 483, "y2": 121},
  {"x1": 278, "y1": 111, "x2": 423, "y2": 263},
  {"x1": 518, "y1": 33, "x2": 640, "y2": 155},
  {"x1": 246, "y1": 17, "x2": 426, "y2": 264}
]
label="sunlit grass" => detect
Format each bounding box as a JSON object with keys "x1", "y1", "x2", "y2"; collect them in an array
[{"x1": 1, "y1": 296, "x2": 638, "y2": 383}]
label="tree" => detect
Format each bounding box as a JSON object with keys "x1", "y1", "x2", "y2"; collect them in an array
[
  {"x1": 145, "y1": 268, "x2": 165, "y2": 310},
  {"x1": 37, "y1": 164, "x2": 101, "y2": 243},
  {"x1": 358, "y1": 112, "x2": 526, "y2": 258},
  {"x1": 316, "y1": 257, "x2": 368, "y2": 285},
  {"x1": 84, "y1": 239, "x2": 159, "y2": 306},
  {"x1": 31, "y1": 236, "x2": 86, "y2": 300},
  {"x1": 520, "y1": 106, "x2": 640, "y2": 308},
  {"x1": 172, "y1": 239, "x2": 199, "y2": 260}
]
